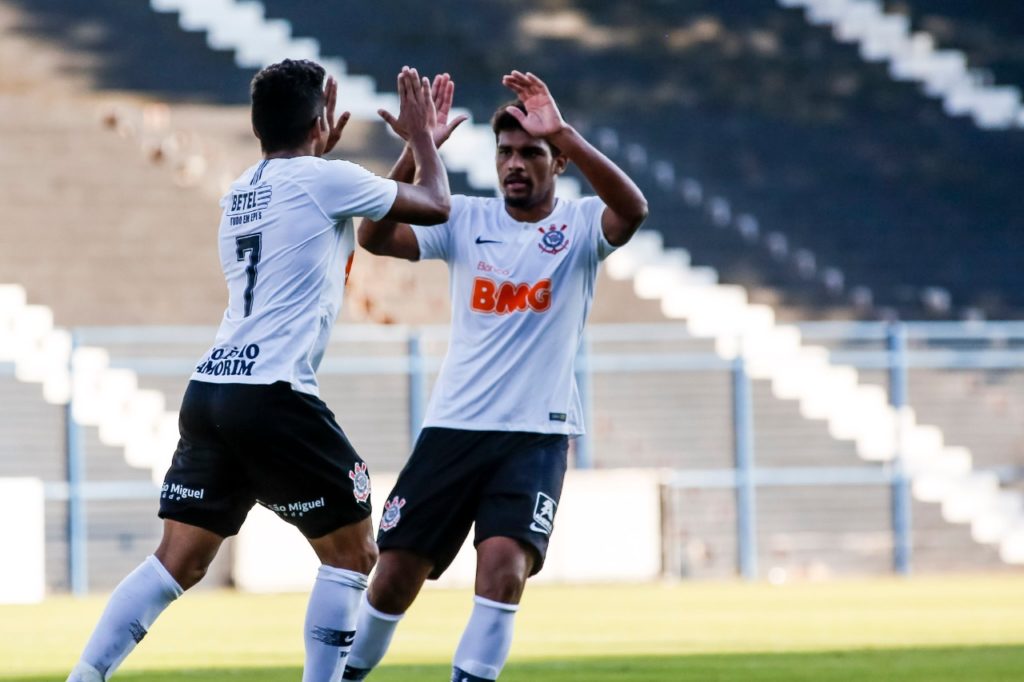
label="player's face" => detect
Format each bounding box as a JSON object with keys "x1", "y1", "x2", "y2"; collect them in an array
[{"x1": 496, "y1": 129, "x2": 564, "y2": 210}]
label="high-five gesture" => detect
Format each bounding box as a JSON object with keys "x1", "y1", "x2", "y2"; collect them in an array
[
  {"x1": 378, "y1": 71, "x2": 468, "y2": 148},
  {"x1": 501, "y1": 70, "x2": 567, "y2": 139},
  {"x1": 428, "y1": 73, "x2": 469, "y2": 148},
  {"x1": 315, "y1": 75, "x2": 350, "y2": 157},
  {"x1": 375, "y1": 67, "x2": 435, "y2": 143}
]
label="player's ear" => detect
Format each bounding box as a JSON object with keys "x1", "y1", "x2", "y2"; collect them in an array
[
  {"x1": 309, "y1": 115, "x2": 324, "y2": 142},
  {"x1": 552, "y1": 154, "x2": 569, "y2": 176}
]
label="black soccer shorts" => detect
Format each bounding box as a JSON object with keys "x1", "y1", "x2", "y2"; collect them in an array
[
  {"x1": 376, "y1": 427, "x2": 569, "y2": 578},
  {"x1": 158, "y1": 380, "x2": 372, "y2": 538}
]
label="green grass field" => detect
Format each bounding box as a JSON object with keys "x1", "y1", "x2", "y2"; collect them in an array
[{"x1": 2, "y1": 576, "x2": 1023, "y2": 681}]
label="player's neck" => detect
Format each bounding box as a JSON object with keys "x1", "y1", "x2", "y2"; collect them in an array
[
  {"x1": 263, "y1": 144, "x2": 315, "y2": 160},
  {"x1": 503, "y1": 195, "x2": 557, "y2": 223}
]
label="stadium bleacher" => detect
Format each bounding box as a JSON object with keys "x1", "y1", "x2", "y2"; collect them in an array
[
  {"x1": 885, "y1": 0, "x2": 1024, "y2": 87},
  {"x1": 1, "y1": 0, "x2": 1021, "y2": 591},
  {"x1": 259, "y1": 0, "x2": 1024, "y2": 321}
]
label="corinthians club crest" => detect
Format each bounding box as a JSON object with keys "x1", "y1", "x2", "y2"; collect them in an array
[
  {"x1": 380, "y1": 496, "x2": 406, "y2": 532},
  {"x1": 537, "y1": 224, "x2": 569, "y2": 254},
  {"x1": 349, "y1": 462, "x2": 370, "y2": 503}
]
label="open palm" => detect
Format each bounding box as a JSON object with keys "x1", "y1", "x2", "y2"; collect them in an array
[
  {"x1": 377, "y1": 71, "x2": 467, "y2": 148},
  {"x1": 501, "y1": 70, "x2": 566, "y2": 138}
]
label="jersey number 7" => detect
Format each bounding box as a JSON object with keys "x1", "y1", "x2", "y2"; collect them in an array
[{"x1": 235, "y1": 233, "x2": 262, "y2": 318}]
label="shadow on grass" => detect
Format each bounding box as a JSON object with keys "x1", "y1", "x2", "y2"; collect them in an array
[{"x1": 10, "y1": 645, "x2": 1024, "y2": 682}]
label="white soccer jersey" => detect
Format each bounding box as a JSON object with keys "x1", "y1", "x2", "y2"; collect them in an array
[
  {"x1": 412, "y1": 194, "x2": 615, "y2": 435},
  {"x1": 191, "y1": 156, "x2": 397, "y2": 395}
]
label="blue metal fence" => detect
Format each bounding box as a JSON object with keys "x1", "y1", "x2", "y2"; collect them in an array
[{"x1": 28, "y1": 321, "x2": 1024, "y2": 591}]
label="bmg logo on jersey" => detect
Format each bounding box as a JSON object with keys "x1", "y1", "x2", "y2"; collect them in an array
[
  {"x1": 471, "y1": 277, "x2": 551, "y2": 314},
  {"x1": 530, "y1": 492, "x2": 557, "y2": 535}
]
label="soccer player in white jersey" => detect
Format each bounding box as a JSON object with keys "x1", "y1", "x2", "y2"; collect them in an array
[
  {"x1": 342, "y1": 70, "x2": 648, "y2": 681},
  {"x1": 65, "y1": 60, "x2": 455, "y2": 682}
]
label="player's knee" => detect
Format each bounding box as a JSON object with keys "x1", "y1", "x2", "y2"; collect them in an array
[
  {"x1": 310, "y1": 516, "x2": 380, "y2": 574},
  {"x1": 369, "y1": 575, "x2": 420, "y2": 615},
  {"x1": 181, "y1": 563, "x2": 210, "y2": 590},
  {"x1": 156, "y1": 554, "x2": 209, "y2": 591},
  {"x1": 356, "y1": 538, "x2": 380, "y2": 575},
  {"x1": 326, "y1": 536, "x2": 378, "y2": 575},
  {"x1": 477, "y1": 567, "x2": 528, "y2": 604},
  {"x1": 475, "y1": 538, "x2": 534, "y2": 603},
  {"x1": 368, "y1": 553, "x2": 430, "y2": 614}
]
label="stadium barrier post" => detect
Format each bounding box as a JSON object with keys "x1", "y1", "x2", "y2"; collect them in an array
[
  {"x1": 574, "y1": 332, "x2": 593, "y2": 468},
  {"x1": 66, "y1": 329, "x2": 89, "y2": 595},
  {"x1": 732, "y1": 354, "x2": 758, "y2": 580},
  {"x1": 407, "y1": 331, "x2": 426, "y2": 446},
  {"x1": 887, "y1": 322, "x2": 912, "y2": 575}
]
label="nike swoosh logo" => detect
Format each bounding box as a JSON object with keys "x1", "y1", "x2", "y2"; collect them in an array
[{"x1": 475, "y1": 237, "x2": 502, "y2": 244}]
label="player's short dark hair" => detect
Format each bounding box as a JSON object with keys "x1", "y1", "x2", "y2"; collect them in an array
[
  {"x1": 490, "y1": 101, "x2": 561, "y2": 157},
  {"x1": 250, "y1": 59, "x2": 325, "y2": 153}
]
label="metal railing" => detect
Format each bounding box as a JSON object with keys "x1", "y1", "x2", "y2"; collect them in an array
[{"x1": 8, "y1": 321, "x2": 1024, "y2": 591}]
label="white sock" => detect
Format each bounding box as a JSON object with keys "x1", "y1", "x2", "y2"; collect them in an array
[
  {"x1": 70, "y1": 555, "x2": 183, "y2": 681},
  {"x1": 451, "y1": 596, "x2": 519, "y2": 681},
  {"x1": 341, "y1": 592, "x2": 404, "y2": 680},
  {"x1": 302, "y1": 565, "x2": 368, "y2": 682}
]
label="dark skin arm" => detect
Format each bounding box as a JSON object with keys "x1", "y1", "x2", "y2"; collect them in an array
[
  {"x1": 359, "y1": 73, "x2": 467, "y2": 260},
  {"x1": 502, "y1": 70, "x2": 648, "y2": 247}
]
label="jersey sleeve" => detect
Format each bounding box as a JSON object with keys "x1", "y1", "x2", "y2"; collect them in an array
[
  {"x1": 579, "y1": 196, "x2": 617, "y2": 261},
  {"x1": 410, "y1": 195, "x2": 465, "y2": 262},
  {"x1": 310, "y1": 159, "x2": 398, "y2": 221}
]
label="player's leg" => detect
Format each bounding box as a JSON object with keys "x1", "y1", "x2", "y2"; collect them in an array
[
  {"x1": 66, "y1": 521, "x2": 224, "y2": 682},
  {"x1": 68, "y1": 381, "x2": 246, "y2": 682},
  {"x1": 343, "y1": 427, "x2": 489, "y2": 681},
  {"x1": 300, "y1": 517, "x2": 379, "y2": 682},
  {"x1": 242, "y1": 384, "x2": 383, "y2": 682},
  {"x1": 341, "y1": 549, "x2": 434, "y2": 680},
  {"x1": 451, "y1": 432, "x2": 569, "y2": 681},
  {"x1": 450, "y1": 538, "x2": 534, "y2": 682}
]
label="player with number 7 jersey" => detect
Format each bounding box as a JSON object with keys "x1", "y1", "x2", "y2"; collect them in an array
[
  {"x1": 191, "y1": 154, "x2": 391, "y2": 393},
  {"x1": 65, "y1": 60, "x2": 452, "y2": 682}
]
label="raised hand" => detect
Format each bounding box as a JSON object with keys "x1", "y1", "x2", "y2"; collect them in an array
[
  {"x1": 429, "y1": 73, "x2": 469, "y2": 148},
  {"x1": 501, "y1": 70, "x2": 566, "y2": 139},
  {"x1": 376, "y1": 67, "x2": 437, "y2": 143},
  {"x1": 379, "y1": 71, "x2": 467, "y2": 149},
  {"x1": 316, "y1": 75, "x2": 351, "y2": 157}
]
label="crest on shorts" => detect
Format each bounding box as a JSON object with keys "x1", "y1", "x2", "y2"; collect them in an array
[
  {"x1": 529, "y1": 492, "x2": 557, "y2": 535},
  {"x1": 349, "y1": 462, "x2": 371, "y2": 503},
  {"x1": 380, "y1": 495, "x2": 406, "y2": 532},
  {"x1": 537, "y1": 224, "x2": 569, "y2": 254}
]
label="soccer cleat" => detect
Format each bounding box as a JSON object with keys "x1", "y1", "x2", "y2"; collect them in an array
[
  {"x1": 341, "y1": 666, "x2": 371, "y2": 680},
  {"x1": 67, "y1": 662, "x2": 104, "y2": 682},
  {"x1": 450, "y1": 667, "x2": 493, "y2": 682}
]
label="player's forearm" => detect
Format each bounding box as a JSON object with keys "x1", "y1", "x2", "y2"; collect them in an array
[
  {"x1": 357, "y1": 150, "x2": 411, "y2": 254},
  {"x1": 549, "y1": 125, "x2": 649, "y2": 230},
  {"x1": 388, "y1": 145, "x2": 417, "y2": 184},
  {"x1": 408, "y1": 131, "x2": 451, "y2": 220},
  {"x1": 357, "y1": 215, "x2": 396, "y2": 254}
]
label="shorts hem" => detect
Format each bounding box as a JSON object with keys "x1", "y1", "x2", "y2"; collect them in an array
[
  {"x1": 474, "y1": 531, "x2": 549, "y2": 577},
  {"x1": 157, "y1": 509, "x2": 240, "y2": 539},
  {"x1": 299, "y1": 506, "x2": 373, "y2": 540}
]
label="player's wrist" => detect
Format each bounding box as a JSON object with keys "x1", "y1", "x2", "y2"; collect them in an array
[
  {"x1": 547, "y1": 124, "x2": 580, "y2": 154},
  {"x1": 407, "y1": 128, "x2": 434, "y2": 146}
]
